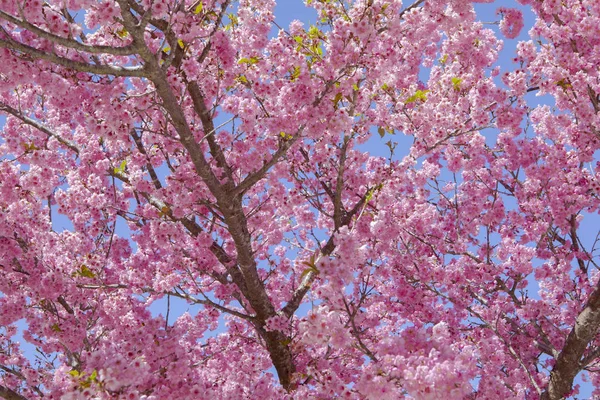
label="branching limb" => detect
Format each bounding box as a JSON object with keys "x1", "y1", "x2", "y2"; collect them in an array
[
  {"x1": 333, "y1": 136, "x2": 349, "y2": 230},
  {"x1": 342, "y1": 297, "x2": 378, "y2": 362},
  {"x1": 541, "y1": 282, "x2": 600, "y2": 400},
  {"x1": 0, "y1": 366, "x2": 43, "y2": 398},
  {"x1": 0, "y1": 102, "x2": 79, "y2": 154},
  {"x1": 0, "y1": 10, "x2": 136, "y2": 55},
  {"x1": 168, "y1": 287, "x2": 256, "y2": 322},
  {"x1": 186, "y1": 81, "x2": 235, "y2": 185},
  {"x1": 233, "y1": 125, "x2": 305, "y2": 196},
  {"x1": 281, "y1": 189, "x2": 371, "y2": 318},
  {"x1": 0, "y1": 36, "x2": 145, "y2": 77},
  {"x1": 130, "y1": 130, "x2": 163, "y2": 190},
  {"x1": 0, "y1": 385, "x2": 29, "y2": 400}
]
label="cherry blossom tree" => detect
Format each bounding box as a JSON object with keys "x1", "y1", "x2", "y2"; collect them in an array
[{"x1": 0, "y1": 0, "x2": 599, "y2": 398}]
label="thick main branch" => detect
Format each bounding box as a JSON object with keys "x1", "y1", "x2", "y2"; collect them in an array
[{"x1": 541, "y1": 283, "x2": 600, "y2": 399}]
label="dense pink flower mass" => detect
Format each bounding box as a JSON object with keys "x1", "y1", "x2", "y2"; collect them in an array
[
  {"x1": 497, "y1": 7, "x2": 523, "y2": 39},
  {"x1": 0, "y1": 0, "x2": 600, "y2": 398}
]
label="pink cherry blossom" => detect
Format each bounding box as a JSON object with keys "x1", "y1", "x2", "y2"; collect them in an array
[
  {"x1": 0, "y1": 0, "x2": 599, "y2": 399},
  {"x1": 497, "y1": 7, "x2": 525, "y2": 39}
]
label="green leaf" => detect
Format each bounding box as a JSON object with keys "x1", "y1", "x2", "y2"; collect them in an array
[
  {"x1": 451, "y1": 77, "x2": 462, "y2": 91},
  {"x1": 301, "y1": 253, "x2": 320, "y2": 277},
  {"x1": 439, "y1": 54, "x2": 448, "y2": 64},
  {"x1": 116, "y1": 28, "x2": 128, "y2": 38},
  {"x1": 51, "y1": 323, "x2": 62, "y2": 333},
  {"x1": 556, "y1": 78, "x2": 572, "y2": 90},
  {"x1": 159, "y1": 205, "x2": 171, "y2": 217},
  {"x1": 279, "y1": 132, "x2": 292, "y2": 141},
  {"x1": 113, "y1": 160, "x2": 127, "y2": 174},
  {"x1": 22, "y1": 142, "x2": 39, "y2": 153},
  {"x1": 78, "y1": 264, "x2": 96, "y2": 279},
  {"x1": 177, "y1": 39, "x2": 185, "y2": 49},
  {"x1": 332, "y1": 92, "x2": 343, "y2": 107},
  {"x1": 308, "y1": 25, "x2": 320, "y2": 39},
  {"x1": 294, "y1": 36, "x2": 304, "y2": 45},
  {"x1": 385, "y1": 140, "x2": 397, "y2": 156},
  {"x1": 300, "y1": 267, "x2": 316, "y2": 279},
  {"x1": 377, "y1": 126, "x2": 385, "y2": 138},
  {"x1": 352, "y1": 83, "x2": 359, "y2": 91},
  {"x1": 69, "y1": 369, "x2": 81, "y2": 378},
  {"x1": 80, "y1": 380, "x2": 92, "y2": 388},
  {"x1": 290, "y1": 66, "x2": 301, "y2": 81},
  {"x1": 194, "y1": 2, "x2": 203, "y2": 14},
  {"x1": 89, "y1": 369, "x2": 98, "y2": 381},
  {"x1": 238, "y1": 56, "x2": 259, "y2": 65},
  {"x1": 225, "y1": 13, "x2": 238, "y2": 30},
  {"x1": 236, "y1": 75, "x2": 248, "y2": 84},
  {"x1": 405, "y1": 90, "x2": 428, "y2": 104}
]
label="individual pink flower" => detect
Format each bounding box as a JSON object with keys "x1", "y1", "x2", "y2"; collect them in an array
[{"x1": 497, "y1": 7, "x2": 524, "y2": 39}]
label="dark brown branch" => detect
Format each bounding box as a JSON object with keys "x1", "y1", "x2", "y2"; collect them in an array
[
  {"x1": 0, "y1": 10, "x2": 136, "y2": 55},
  {"x1": 333, "y1": 137, "x2": 350, "y2": 229},
  {"x1": 541, "y1": 282, "x2": 600, "y2": 399},
  {"x1": 0, "y1": 103, "x2": 79, "y2": 154},
  {"x1": 125, "y1": 0, "x2": 168, "y2": 31},
  {"x1": 0, "y1": 385, "x2": 28, "y2": 400},
  {"x1": 233, "y1": 126, "x2": 304, "y2": 196},
  {"x1": 56, "y1": 296, "x2": 74, "y2": 315},
  {"x1": 568, "y1": 215, "x2": 587, "y2": 273},
  {"x1": 168, "y1": 289, "x2": 255, "y2": 322},
  {"x1": 130, "y1": 131, "x2": 162, "y2": 190},
  {"x1": 186, "y1": 81, "x2": 234, "y2": 185},
  {"x1": 144, "y1": 66, "x2": 225, "y2": 197},
  {"x1": 281, "y1": 190, "x2": 370, "y2": 318},
  {"x1": 399, "y1": 0, "x2": 425, "y2": 18},
  {"x1": 0, "y1": 366, "x2": 44, "y2": 397},
  {"x1": 343, "y1": 298, "x2": 378, "y2": 362},
  {"x1": 0, "y1": 37, "x2": 145, "y2": 77}
]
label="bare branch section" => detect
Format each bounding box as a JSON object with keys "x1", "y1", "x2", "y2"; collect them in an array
[
  {"x1": 0, "y1": 103, "x2": 80, "y2": 154},
  {"x1": 0, "y1": 385, "x2": 29, "y2": 400},
  {"x1": 542, "y1": 284, "x2": 600, "y2": 400},
  {"x1": 186, "y1": 81, "x2": 235, "y2": 185},
  {"x1": 0, "y1": 36, "x2": 145, "y2": 77},
  {"x1": 282, "y1": 188, "x2": 370, "y2": 318},
  {"x1": 0, "y1": 10, "x2": 135, "y2": 55},
  {"x1": 233, "y1": 127, "x2": 304, "y2": 196}
]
